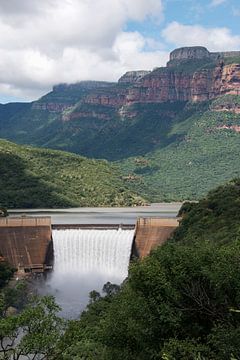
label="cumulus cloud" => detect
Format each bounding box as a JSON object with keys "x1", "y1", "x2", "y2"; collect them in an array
[
  {"x1": 162, "y1": 22, "x2": 240, "y2": 52},
  {"x1": 0, "y1": 0, "x2": 166, "y2": 101},
  {"x1": 210, "y1": 0, "x2": 227, "y2": 7}
]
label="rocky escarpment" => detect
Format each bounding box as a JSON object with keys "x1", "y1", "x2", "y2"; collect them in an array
[
  {"x1": 29, "y1": 46, "x2": 240, "y2": 117},
  {"x1": 118, "y1": 71, "x2": 151, "y2": 84},
  {"x1": 167, "y1": 46, "x2": 240, "y2": 66},
  {"x1": 125, "y1": 47, "x2": 240, "y2": 104},
  {"x1": 125, "y1": 63, "x2": 240, "y2": 104}
]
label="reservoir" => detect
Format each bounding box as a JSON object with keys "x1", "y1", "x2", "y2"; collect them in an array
[{"x1": 9, "y1": 203, "x2": 181, "y2": 224}]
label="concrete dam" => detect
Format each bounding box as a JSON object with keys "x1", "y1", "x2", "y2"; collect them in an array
[
  {"x1": 0, "y1": 216, "x2": 179, "y2": 275},
  {"x1": 0, "y1": 216, "x2": 179, "y2": 316}
]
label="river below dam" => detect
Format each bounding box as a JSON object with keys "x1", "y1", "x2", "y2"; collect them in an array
[{"x1": 38, "y1": 228, "x2": 135, "y2": 318}]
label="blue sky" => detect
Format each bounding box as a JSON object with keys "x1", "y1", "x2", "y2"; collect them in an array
[
  {"x1": 0, "y1": 0, "x2": 240, "y2": 103},
  {"x1": 126, "y1": 0, "x2": 240, "y2": 45}
]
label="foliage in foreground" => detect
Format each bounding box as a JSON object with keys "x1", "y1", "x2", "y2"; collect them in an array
[
  {"x1": 1, "y1": 180, "x2": 240, "y2": 359},
  {"x1": 0, "y1": 296, "x2": 64, "y2": 360},
  {"x1": 0, "y1": 262, "x2": 14, "y2": 290},
  {"x1": 57, "y1": 179, "x2": 240, "y2": 359}
]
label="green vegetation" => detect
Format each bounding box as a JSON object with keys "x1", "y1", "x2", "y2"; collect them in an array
[
  {"x1": 223, "y1": 56, "x2": 240, "y2": 65},
  {"x1": 0, "y1": 262, "x2": 14, "y2": 290},
  {"x1": 120, "y1": 98, "x2": 240, "y2": 201},
  {"x1": 0, "y1": 295, "x2": 65, "y2": 360},
  {"x1": 167, "y1": 58, "x2": 217, "y2": 74},
  {"x1": 0, "y1": 181, "x2": 240, "y2": 359},
  {"x1": 54, "y1": 180, "x2": 240, "y2": 359},
  {"x1": 1, "y1": 95, "x2": 240, "y2": 204},
  {"x1": 212, "y1": 94, "x2": 240, "y2": 106},
  {"x1": 0, "y1": 78, "x2": 240, "y2": 203},
  {"x1": 0, "y1": 139, "x2": 144, "y2": 208}
]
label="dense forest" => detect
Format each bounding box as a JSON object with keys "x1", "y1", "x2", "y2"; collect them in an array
[
  {"x1": 0, "y1": 139, "x2": 145, "y2": 208},
  {"x1": 1, "y1": 179, "x2": 240, "y2": 359}
]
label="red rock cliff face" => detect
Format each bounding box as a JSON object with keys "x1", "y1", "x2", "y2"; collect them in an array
[
  {"x1": 126, "y1": 69, "x2": 193, "y2": 104},
  {"x1": 36, "y1": 47, "x2": 240, "y2": 115},
  {"x1": 125, "y1": 63, "x2": 240, "y2": 104},
  {"x1": 191, "y1": 64, "x2": 240, "y2": 101}
]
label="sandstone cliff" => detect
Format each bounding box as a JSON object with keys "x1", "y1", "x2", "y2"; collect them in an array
[{"x1": 32, "y1": 46, "x2": 240, "y2": 116}]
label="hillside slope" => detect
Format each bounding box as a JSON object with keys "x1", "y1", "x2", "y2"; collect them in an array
[
  {"x1": 0, "y1": 140, "x2": 144, "y2": 208},
  {"x1": 0, "y1": 46, "x2": 240, "y2": 202},
  {"x1": 0, "y1": 46, "x2": 240, "y2": 161},
  {"x1": 120, "y1": 95, "x2": 240, "y2": 201}
]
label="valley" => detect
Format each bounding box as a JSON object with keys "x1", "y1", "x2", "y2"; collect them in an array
[{"x1": 0, "y1": 46, "x2": 240, "y2": 205}]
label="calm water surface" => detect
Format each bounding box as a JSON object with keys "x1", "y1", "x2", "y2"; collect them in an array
[{"x1": 9, "y1": 203, "x2": 182, "y2": 224}]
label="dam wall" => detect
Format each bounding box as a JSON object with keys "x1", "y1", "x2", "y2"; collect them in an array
[
  {"x1": 133, "y1": 217, "x2": 179, "y2": 258},
  {"x1": 0, "y1": 216, "x2": 179, "y2": 275},
  {"x1": 0, "y1": 217, "x2": 53, "y2": 273}
]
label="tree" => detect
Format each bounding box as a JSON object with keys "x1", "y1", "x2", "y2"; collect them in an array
[
  {"x1": 0, "y1": 262, "x2": 14, "y2": 290},
  {"x1": 0, "y1": 296, "x2": 65, "y2": 360}
]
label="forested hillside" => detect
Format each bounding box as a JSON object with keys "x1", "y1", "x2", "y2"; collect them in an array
[
  {"x1": 121, "y1": 96, "x2": 240, "y2": 201},
  {"x1": 0, "y1": 139, "x2": 144, "y2": 208},
  {"x1": 56, "y1": 179, "x2": 240, "y2": 359}
]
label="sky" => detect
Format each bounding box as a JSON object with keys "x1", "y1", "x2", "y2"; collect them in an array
[{"x1": 0, "y1": 0, "x2": 240, "y2": 103}]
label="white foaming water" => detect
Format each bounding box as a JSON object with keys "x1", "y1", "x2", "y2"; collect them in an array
[{"x1": 44, "y1": 229, "x2": 134, "y2": 318}]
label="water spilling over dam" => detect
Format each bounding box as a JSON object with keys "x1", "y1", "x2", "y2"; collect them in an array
[
  {"x1": 53, "y1": 229, "x2": 134, "y2": 279},
  {"x1": 1, "y1": 216, "x2": 179, "y2": 318},
  {"x1": 45, "y1": 229, "x2": 134, "y2": 317}
]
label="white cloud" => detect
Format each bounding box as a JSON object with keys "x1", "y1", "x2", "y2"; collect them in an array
[
  {"x1": 162, "y1": 22, "x2": 240, "y2": 52},
  {"x1": 210, "y1": 0, "x2": 227, "y2": 7},
  {"x1": 0, "y1": 0, "x2": 165, "y2": 101}
]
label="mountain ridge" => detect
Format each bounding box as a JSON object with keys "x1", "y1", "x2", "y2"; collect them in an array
[{"x1": 0, "y1": 46, "x2": 240, "y2": 203}]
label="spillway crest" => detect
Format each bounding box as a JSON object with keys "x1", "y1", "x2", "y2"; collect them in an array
[
  {"x1": 48, "y1": 229, "x2": 134, "y2": 317},
  {"x1": 52, "y1": 229, "x2": 134, "y2": 280}
]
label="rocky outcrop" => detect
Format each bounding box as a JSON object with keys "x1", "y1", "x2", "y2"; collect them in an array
[
  {"x1": 33, "y1": 46, "x2": 240, "y2": 117},
  {"x1": 126, "y1": 69, "x2": 193, "y2": 103},
  {"x1": 169, "y1": 46, "x2": 211, "y2": 62},
  {"x1": 126, "y1": 62, "x2": 240, "y2": 104},
  {"x1": 168, "y1": 46, "x2": 240, "y2": 66},
  {"x1": 118, "y1": 71, "x2": 151, "y2": 84},
  {"x1": 83, "y1": 87, "x2": 128, "y2": 107}
]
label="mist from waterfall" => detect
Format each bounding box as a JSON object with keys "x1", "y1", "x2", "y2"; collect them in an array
[{"x1": 44, "y1": 229, "x2": 134, "y2": 318}]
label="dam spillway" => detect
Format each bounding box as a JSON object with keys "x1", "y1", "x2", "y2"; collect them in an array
[
  {"x1": 1, "y1": 216, "x2": 179, "y2": 317},
  {"x1": 52, "y1": 229, "x2": 134, "y2": 280},
  {"x1": 45, "y1": 228, "x2": 135, "y2": 317}
]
